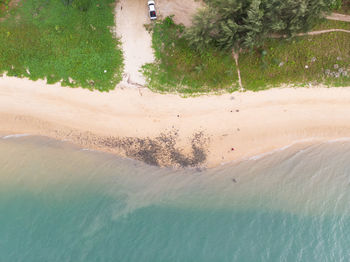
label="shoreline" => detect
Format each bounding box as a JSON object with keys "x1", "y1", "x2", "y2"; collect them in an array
[
  {"x1": 2, "y1": 75, "x2": 350, "y2": 168},
  {"x1": 2, "y1": 132, "x2": 349, "y2": 170},
  {"x1": 0, "y1": 132, "x2": 324, "y2": 163}
]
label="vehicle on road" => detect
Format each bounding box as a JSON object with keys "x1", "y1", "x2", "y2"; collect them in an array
[{"x1": 148, "y1": 0, "x2": 157, "y2": 20}]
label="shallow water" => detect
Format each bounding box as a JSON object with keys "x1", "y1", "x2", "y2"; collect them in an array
[{"x1": 1, "y1": 136, "x2": 350, "y2": 261}]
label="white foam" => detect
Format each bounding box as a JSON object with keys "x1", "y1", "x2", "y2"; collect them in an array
[
  {"x1": 326, "y1": 137, "x2": 350, "y2": 143},
  {"x1": 244, "y1": 137, "x2": 350, "y2": 162},
  {"x1": 245, "y1": 138, "x2": 318, "y2": 161},
  {"x1": 81, "y1": 148, "x2": 99, "y2": 153},
  {"x1": 2, "y1": 134, "x2": 30, "y2": 139}
]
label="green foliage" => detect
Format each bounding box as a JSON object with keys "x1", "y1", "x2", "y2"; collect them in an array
[
  {"x1": 142, "y1": 17, "x2": 238, "y2": 94},
  {"x1": 0, "y1": 0, "x2": 10, "y2": 6},
  {"x1": 72, "y1": 0, "x2": 92, "y2": 11},
  {"x1": 333, "y1": 0, "x2": 350, "y2": 14},
  {"x1": 146, "y1": 17, "x2": 350, "y2": 93},
  {"x1": 61, "y1": 0, "x2": 92, "y2": 10},
  {"x1": 184, "y1": 8, "x2": 221, "y2": 52},
  {"x1": 0, "y1": 0, "x2": 10, "y2": 7},
  {"x1": 186, "y1": 0, "x2": 334, "y2": 53},
  {"x1": 239, "y1": 32, "x2": 350, "y2": 90},
  {"x1": 330, "y1": 0, "x2": 342, "y2": 9},
  {"x1": 0, "y1": 0, "x2": 11, "y2": 16},
  {"x1": 0, "y1": 0, "x2": 123, "y2": 91},
  {"x1": 264, "y1": 0, "x2": 331, "y2": 36}
]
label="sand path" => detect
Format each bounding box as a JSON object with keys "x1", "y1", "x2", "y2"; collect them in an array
[
  {"x1": 300, "y1": 29, "x2": 350, "y2": 36},
  {"x1": 327, "y1": 12, "x2": 350, "y2": 23},
  {"x1": 115, "y1": 0, "x2": 155, "y2": 86},
  {"x1": 271, "y1": 28, "x2": 350, "y2": 39}
]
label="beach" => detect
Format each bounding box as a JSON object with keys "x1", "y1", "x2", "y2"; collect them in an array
[
  {"x1": 2, "y1": 0, "x2": 350, "y2": 260},
  {"x1": 1, "y1": 75, "x2": 350, "y2": 168}
]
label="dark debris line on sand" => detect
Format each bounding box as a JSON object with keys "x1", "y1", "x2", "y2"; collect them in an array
[{"x1": 98, "y1": 130, "x2": 210, "y2": 168}]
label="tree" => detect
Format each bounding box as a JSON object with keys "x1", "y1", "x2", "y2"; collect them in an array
[
  {"x1": 185, "y1": 0, "x2": 333, "y2": 89},
  {"x1": 264, "y1": 0, "x2": 332, "y2": 37},
  {"x1": 186, "y1": 0, "x2": 267, "y2": 51}
]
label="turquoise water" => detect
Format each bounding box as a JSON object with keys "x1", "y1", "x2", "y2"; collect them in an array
[{"x1": 1, "y1": 136, "x2": 350, "y2": 261}]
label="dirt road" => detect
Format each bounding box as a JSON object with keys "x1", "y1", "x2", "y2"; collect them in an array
[{"x1": 115, "y1": 0, "x2": 155, "y2": 85}]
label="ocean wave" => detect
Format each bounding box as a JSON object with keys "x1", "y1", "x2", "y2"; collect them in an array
[
  {"x1": 245, "y1": 138, "x2": 317, "y2": 161},
  {"x1": 326, "y1": 137, "x2": 350, "y2": 143},
  {"x1": 81, "y1": 148, "x2": 96, "y2": 152},
  {"x1": 1, "y1": 134, "x2": 30, "y2": 139}
]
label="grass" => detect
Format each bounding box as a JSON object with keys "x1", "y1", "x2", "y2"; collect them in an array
[
  {"x1": 143, "y1": 17, "x2": 238, "y2": 94},
  {"x1": 313, "y1": 19, "x2": 350, "y2": 30},
  {"x1": 145, "y1": 17, "x2": 350, "y2": 93},
  {"x1": 239, "y1": 32, "x2": 350, "y2": 90},
  {"x1": 0, "y1": 0, "x2": 123, "y2": 91}
]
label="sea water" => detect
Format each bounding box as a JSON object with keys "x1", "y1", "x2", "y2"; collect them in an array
[{"x1": 1, "y1": 136, "x2": 350, "y2": 262}]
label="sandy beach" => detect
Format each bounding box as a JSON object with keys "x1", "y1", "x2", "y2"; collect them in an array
[{"x1": 1, "y1": 75, "x2": 350, "y2": 168}]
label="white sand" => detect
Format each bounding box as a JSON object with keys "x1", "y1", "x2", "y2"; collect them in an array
[{"x1": 2, "y1": 76, "x2": 350, "y2": 167}]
